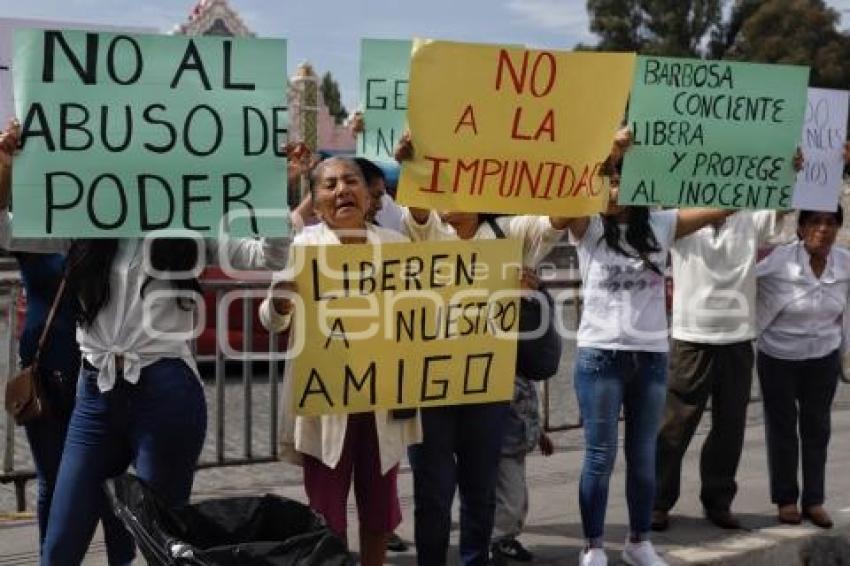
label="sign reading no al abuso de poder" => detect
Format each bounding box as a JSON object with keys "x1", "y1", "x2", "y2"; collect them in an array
[{"x1": 12, "y1": 29, "x2": 288, "y2": 237}]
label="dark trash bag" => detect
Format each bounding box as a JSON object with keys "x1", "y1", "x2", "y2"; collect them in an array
[{"x1": 105, "y1": 474, "x2": 352, "y2": 566}]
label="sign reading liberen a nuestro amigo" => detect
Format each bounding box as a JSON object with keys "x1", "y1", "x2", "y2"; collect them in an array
[
  {"x1": 792, "y1": 88, "x2": 849, "y2": 212},
  {"x1": 620, "y1": 56, "x2": 809, "y2": 209},
  {"x1": 290, "y1": 239, "x2": 521, "y2": 416},
  {"x1": 12, "y1": 29, "x2": 288, "y2": 237},
  {"x1": 396, "y1": 40, "x2": 634, "y2": 217},
  {"x1": 358, "y1": 38, "x2": 411, "y2": 163}
]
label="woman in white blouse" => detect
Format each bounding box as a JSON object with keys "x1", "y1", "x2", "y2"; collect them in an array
[
  {"x1": 0, "y1": 121, "x2": 289, "y2": 566},
  {"x1": 259, "y1": 157, "x2": 421, "y2": 566},
  {"x1": 756, "y1": 207, "x2": 850, "y2": 529}
]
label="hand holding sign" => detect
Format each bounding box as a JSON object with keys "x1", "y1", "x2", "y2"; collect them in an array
[
  {"x1": 0, "y1": 119, "x2": 18, "y2": 167},
  {"x1": 0, "y1": 119, "x2": 20, "y2": 209},
  {"x1": 394, "y1": 130, "x2": 413, "y2": 163},
  {"x1": 271, "y1": 278, "x2": 296, "y2": 316}
]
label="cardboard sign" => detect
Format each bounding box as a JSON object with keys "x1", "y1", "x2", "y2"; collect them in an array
[
  {"x1": 791, "y1": 88, "x2": 849, "y2": 212},
  {"x1": 290, "y1": 239, "x2": 521, "y2": 415},
  {"x1": 620, "y1": 56, "x2": 809, "y2": 209},
  {"x1": 358, "y1": 38, "x2": 411, "y2": 163},
  {"x1": 396, "y1": 40, "x2": 634, "y2": 217},
  {"x1": 12, "y1": 29, "x2": 288, "y2": 237},
  {"x1": 0, "y1": 18, "x2": 155, "y2": 126}
]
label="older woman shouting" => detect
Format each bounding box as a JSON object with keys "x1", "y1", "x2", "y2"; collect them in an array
[
  {"x1": 259, "y1": 157, "x2": 421, "y2": 566},
  {"x1": 756, "y1": 207, "x2": 850, "y2": 529}
]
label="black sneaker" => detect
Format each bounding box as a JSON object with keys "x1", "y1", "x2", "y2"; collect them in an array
[
  {"x1": 491, "y1": 538, "x2": 534, "y2": 562},
  {"x1": 386, "y1": 532, "x2": 408, "y2": 552}
]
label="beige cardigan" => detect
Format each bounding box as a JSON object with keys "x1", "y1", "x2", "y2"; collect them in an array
[{"x1": 259, "y1": 223, "x2": 422, "y2": 473}]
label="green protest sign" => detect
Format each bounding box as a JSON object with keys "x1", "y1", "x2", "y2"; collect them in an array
[
  {"x1": 620, "y1": 56, "x2": 809, "y2": 209},
  {"x1": 357, "y1": 38, "x2": 411, "y2": 163},
  {"x1": 12, "y1": 29, "x2": 288, "y2": 237}
]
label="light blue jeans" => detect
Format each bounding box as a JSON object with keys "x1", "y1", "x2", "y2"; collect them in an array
[{"x1": 574, "y1": 348, "x2": 667, "y2": 540}]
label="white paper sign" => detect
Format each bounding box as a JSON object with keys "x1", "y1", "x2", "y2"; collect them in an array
[
  {"x1": 792, "y1": 87, "x2": 849, "y2": 211},
  {"x1": 0, "y1": 18, "x2": 154, "y2": 125}
]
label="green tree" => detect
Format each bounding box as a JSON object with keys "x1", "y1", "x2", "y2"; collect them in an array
[
  {"x1": 586, "y1": 0, "x2": 724, "y2": 56},
  {"x1": 713, "y1": 0, "x2": 850, "y2": 88},
  {"x1": 585, "y1": 0, "x2": 645, "y2": 51},
  {"x1": 320, "y1": 72, "x2": 348, "y2": 124}
]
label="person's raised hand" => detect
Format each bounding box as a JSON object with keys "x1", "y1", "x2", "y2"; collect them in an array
[
  {"x1": 610, "y1": 126, "x2": 632, "y2": 163},
  {"x1": 520, "y1": 267, "x2": 540, "y2": 293},
  {"x1": 792, "y1": 147, "x2": 804, "y2": 173},
  {"x1": 271, "y1": 279, "x2": 297, "y2": 316},
  {"x1": 394, "y1": 130, "x2": 413, "y2": 163},
  {"x1": 348, "y1": 111, "x2": 365, "y2": 137},
  {"x1": 0, "y1": 119, "x2": 20, "y2": 170}
]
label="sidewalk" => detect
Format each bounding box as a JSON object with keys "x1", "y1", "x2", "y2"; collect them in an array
[{"x1": 2, "y1": 407, "x2": 850, "y2": 565}]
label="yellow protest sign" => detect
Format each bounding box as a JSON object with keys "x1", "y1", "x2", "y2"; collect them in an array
[
  {"x1": 397, "y1": 40, "x2": 635, "y2": 217},
  {"x1": 289, "y1": 239, "x2": 521, "y2": 416}
]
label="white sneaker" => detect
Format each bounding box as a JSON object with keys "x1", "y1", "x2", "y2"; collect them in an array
[
  {"x1": 579, "y1": 547, "x2": 608, "y2": 566},
  {"x1": 622, "y1": 540, "x2": 667, "y2": 566}
]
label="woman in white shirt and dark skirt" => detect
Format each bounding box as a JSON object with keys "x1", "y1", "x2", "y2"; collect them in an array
[
  {"x1": 755, "y1": 207, "x2": 850, "y2": 529},
  {"x1": 259, "y1": 157, "x2": 421, "y2": 566}
]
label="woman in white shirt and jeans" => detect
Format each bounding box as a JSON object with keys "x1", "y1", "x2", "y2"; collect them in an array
[
  {"x1": 0, "y1": 121, "x2": 289, "y2": 566},
  {"x1": 568, "y1": 149, "x2": 732, "y2": 566},
  {"x1": 755, "y1": 207, "x2": 850, "y2": 530}
]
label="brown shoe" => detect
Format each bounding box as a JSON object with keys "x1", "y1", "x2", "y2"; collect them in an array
[
  {"x1": 803, "y1": 506, "x2": 833, "y2": 529},
  {"x1": 778, "y1": 504, "x2": 802, "y2": 525},
  {"x1": 651, "y1": 509, "x2": 670, "y2": 531},
  {"x1": 704, "y1": 508, "x2": 742, "y2": 530}
]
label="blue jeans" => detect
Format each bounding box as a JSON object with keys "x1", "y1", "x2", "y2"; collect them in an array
[
  {"x1": 408, "y1": 402, "x2": 510, "y2": 566},
  {"x1": 574, "y1": 348, "x2": 667, "y2": 540},
  {"x1": 42, "y1": 358, "x2": 207, "y2": 566},
  {"x1": 25, "y1": 370, "x2": 131, "y2": 564},
  {"x1": 24, "y1": 360, "x2": 77, "y2": 545}
]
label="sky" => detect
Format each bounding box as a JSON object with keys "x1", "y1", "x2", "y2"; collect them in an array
[{"x1": 2, "y1": 0, "x2": 850, "y2": 110}]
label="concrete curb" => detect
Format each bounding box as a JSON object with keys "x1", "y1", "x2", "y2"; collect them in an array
[{"x1": 666, "y1": 518, "x2": 850, "y2": 565}]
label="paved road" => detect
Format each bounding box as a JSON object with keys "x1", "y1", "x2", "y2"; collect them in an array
[{"x1": 2, "y1": 407, "x2": 850, "y2": 565}]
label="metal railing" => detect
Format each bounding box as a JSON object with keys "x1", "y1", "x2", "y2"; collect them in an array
[
  {"x1": 0, "y1": 277, "x2": 287, "y2": 511},
  {"x1": 0, "y1": 270, "x2": 586, "y2": 511}
]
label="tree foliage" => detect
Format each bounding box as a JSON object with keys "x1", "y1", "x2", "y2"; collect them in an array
[
  {"x1": 586, "y1": 0, "x2": 723, "y2": 56},
  {"x1": 713, "y1": 0, "x2": 850, "y2": 88},
  {"x1": 320, "y1": 72, "x2": 348, "y2": 125}
]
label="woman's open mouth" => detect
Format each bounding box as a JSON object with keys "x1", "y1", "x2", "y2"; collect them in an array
[{"x1": 335, "y1": 197, "x2": 356, "y2": 214}]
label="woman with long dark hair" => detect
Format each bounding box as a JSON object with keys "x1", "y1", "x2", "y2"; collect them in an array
[
  {"x1": 0, "y1": 120, "x2": 288, "y2": 566},
  {"x1": 565, "y1": 133, "x2": 736, "y2": 566}
]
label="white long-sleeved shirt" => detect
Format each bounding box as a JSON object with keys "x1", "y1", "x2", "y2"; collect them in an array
[
  {"x1": 756, "y1": 241, "x2": 850, "y2": 360},
  {"x1": 0, "y1": 211, "x2": 289, "y2": 391},
  {"x1": 259, "y1": 222, "x2": 422, "y2": 473}
]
